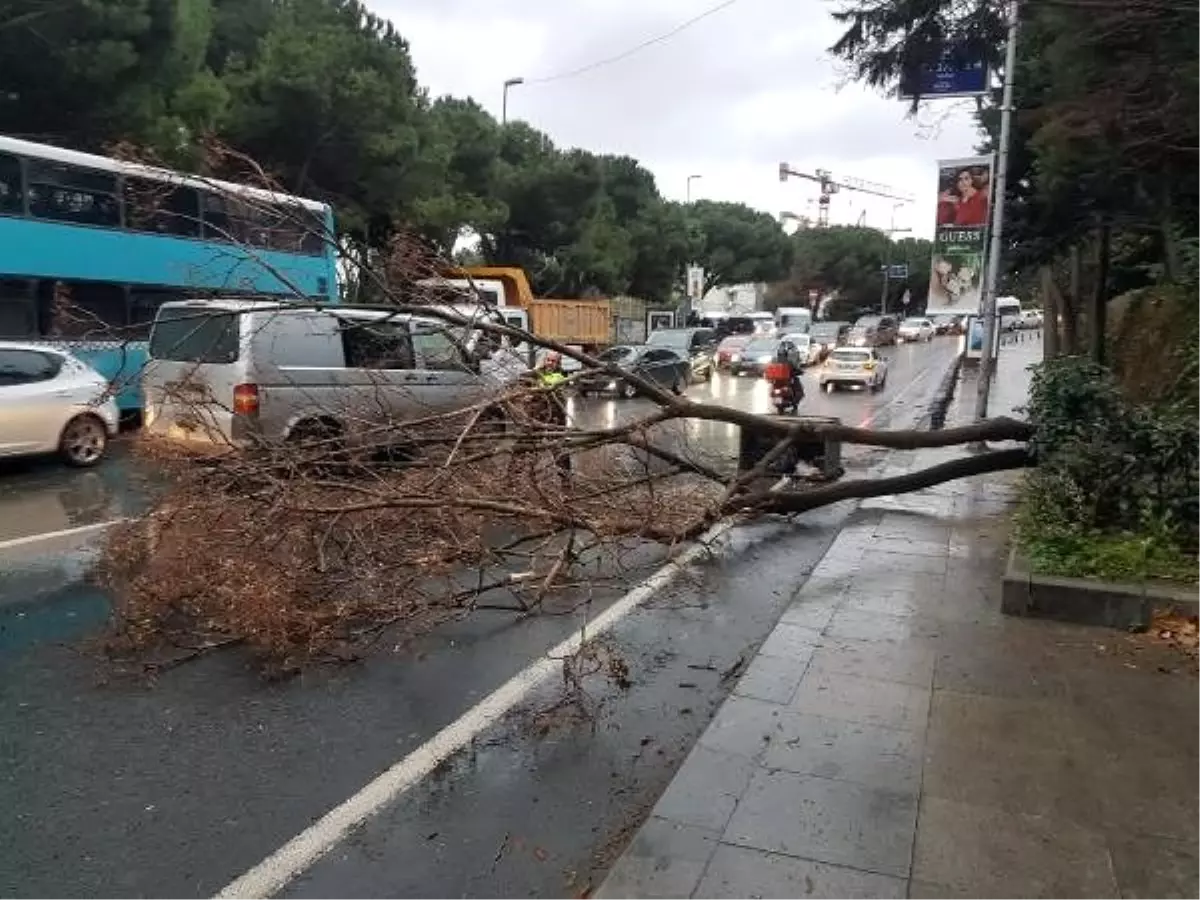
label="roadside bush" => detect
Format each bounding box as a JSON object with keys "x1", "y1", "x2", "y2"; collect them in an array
[{"x1": 1018, "y1": 355, "x2": 1198, "y2": 582}]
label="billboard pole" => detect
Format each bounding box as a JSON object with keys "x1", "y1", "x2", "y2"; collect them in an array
[{"x1": 974, "y1": 0, "x2": 1021, "y2": 422}]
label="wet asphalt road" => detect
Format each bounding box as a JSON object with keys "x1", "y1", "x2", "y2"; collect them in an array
[{"x1": 0, "y1": 338, "x2": 958, "y2": 898}]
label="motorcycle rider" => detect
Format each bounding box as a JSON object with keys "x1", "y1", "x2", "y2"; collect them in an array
[{"x1": 769, "y1": 343, "x2": 805, "y2": 407}]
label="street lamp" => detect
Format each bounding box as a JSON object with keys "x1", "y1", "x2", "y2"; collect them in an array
[
  {"x1": 501, "y1": 77, "x2": 524, "y2": 125},
  {"x1": 686, "y1": 174, "x2": 702, "y2": 203}
]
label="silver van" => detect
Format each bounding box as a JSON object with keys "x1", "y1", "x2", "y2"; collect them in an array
[{"x1": 142, "y1": 299, "x2": 502, "y2": 447}]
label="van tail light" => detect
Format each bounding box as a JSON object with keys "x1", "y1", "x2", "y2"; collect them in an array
[{"x1": 233, "y1": 383, "x2": 259, "y2": 416}]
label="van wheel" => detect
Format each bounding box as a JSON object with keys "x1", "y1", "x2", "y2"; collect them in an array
[{"x1": 60, "y1": 415, "x2": 108, "y2": 467}]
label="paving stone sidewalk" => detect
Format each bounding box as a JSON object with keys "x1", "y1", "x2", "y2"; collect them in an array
[{"x1": 598, "y1": 336, "x2": 1198, "y2": 899}]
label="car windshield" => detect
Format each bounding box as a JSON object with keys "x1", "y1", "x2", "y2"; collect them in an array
[
  {"x1": 717, "y1": 336, "x2": 748, "y2": 350},
  {"x1": 810, "y1": 325, "x2": 841, "y2": 339},
  {"x1": 902, "y1": 318, "x2": 926, "y2": 327},
  {"x1": 744, "y1": 339, "x2": 779, "y2": 355},
  {"x1": 830, "y1": 349, "x2": 871, "y2": 363},
  {"x1": 784, "y1": 333, "x2": 811, "y2": 345},
  {"x1": 646, "y1": 331, "x2": 689, "y2": 349}
]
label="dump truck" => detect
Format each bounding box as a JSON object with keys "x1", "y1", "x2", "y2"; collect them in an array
[{"x1": 435, "y1": 266, "x2": 648, "y2": 355}]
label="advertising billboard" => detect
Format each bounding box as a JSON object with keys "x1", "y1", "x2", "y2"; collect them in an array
[{"x1": 926, "y1": 156, "x2": 994, "y2": 314}]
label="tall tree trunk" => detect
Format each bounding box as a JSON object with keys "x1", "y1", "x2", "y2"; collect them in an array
[
  {"x1": 1090, "y1": 223, "x2": 1112, "y2": 365},
  {"x1": 1062, "y1": 245, "x2": 1081, "y2": 354},
  {"x1": 1040, "y1": 264, "x2": 1059, "y2": 358},
  {"x1": 1160, "y1": 180, "x2": 1180, "y2": 282}
]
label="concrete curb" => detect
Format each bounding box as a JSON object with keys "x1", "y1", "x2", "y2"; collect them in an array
[
  {"x1": 925, "y1": 351, "x2": 963, "y2": 431},
  {"x1": 1001, "y1": 547, "x2": 1199, "y2": 630}
]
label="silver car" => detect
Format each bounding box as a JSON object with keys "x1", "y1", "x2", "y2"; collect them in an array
[
  {"x1": 142, "y1": 300, "x2": 501, "y2": 448},
  {"x1": 0, "y1": 342, "x2": 120, "y2": 466}
]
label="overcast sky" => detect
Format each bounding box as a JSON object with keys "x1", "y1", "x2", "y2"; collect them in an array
[{"x1": 368, "y1": 0, "x2": 984, "y2": 239}]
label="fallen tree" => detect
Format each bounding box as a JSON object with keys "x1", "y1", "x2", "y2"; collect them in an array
[{"x1": 87, "y1": 164, "x2": 1035, "y2": 676}]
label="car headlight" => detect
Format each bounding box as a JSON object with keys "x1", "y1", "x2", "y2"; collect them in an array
[
  {"x1": 731, "y1": 354, "x2": 741, "y2": 362},
  {"x1": 757, "y1": 355, "x2": 772, "y2": 363},
  {"x1": 607, "y1": 379, "x2": 619, "y2": 390}
]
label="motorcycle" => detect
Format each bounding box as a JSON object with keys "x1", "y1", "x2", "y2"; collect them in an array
[{"x1": 765, "y1": 361, "x2": 804, "y2": 415}]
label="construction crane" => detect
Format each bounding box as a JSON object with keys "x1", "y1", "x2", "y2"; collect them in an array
[{"x1": 778, "y1": 163, "x2": 914, "y2": 228}]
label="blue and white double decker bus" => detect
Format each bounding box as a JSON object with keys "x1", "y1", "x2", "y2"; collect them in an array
[{"x1": 0, "y1": 135, "x2": 339, "y2": 418}]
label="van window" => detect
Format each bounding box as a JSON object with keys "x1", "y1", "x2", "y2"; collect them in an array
[
  {"x1": 413, "y1": 328, "x2": 469, "y2": 371},
  {"x1": 149, "y1": 306, "x2": 241, "y2": 363},
  {"x1": 340, "y1": 319, "x2": 414, "y2": 370}
]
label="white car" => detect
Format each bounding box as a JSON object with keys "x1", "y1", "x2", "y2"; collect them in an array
[
  {"x1": 897, "y1": 317, "x2": 935, "y2": 343},
  {"x1": 819, "y1": 347, "x2": 889, "y2": 393},
  {"x1": 0, "y1": 342, "x2": 120, "y2": 466},
  {"x1": 1018, "y1": 310, "x2": 1043, "y2": 329}
]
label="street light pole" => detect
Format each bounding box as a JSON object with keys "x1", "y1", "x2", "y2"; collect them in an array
[
  {"x1": 501, "y1": 77, "x2": 524, "y2": 125},
  {"x1": 686, "y1": 174, "x2": 702, "y2": 203},
  {"x1": 974, "y1": 0, "x2": 1020, "y2": 422}
]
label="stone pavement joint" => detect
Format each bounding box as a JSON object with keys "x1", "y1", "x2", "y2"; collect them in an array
[{"x1": 597, "y1": 336, "x2": 1199, "y2": 899}]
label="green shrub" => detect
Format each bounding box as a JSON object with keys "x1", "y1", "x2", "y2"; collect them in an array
[{"x1": 1019, "y1": 355, "x2": 1198, "y2": 582}]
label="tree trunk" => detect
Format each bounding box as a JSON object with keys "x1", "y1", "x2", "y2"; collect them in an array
[
  {"x1": 1062, "y1": 245, "x2": 1081, "y2": 353},
  {"x1": 1040, "y1": 265, "x2": 1060, "y2": 359},
  {"x1": 736, "y1": 448, "x2": 1033, "y2": 517},
  {"x1": 1089, "y1": 224, "x2": 1112, "y2": 365}
]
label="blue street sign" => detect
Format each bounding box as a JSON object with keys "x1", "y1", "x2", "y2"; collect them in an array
[
  {"x1": 898, "y1": 51, "x2": 989, "y2": 99},
  {"x1": 888, "y1": 264, "x2": 909, "y2": 279}
]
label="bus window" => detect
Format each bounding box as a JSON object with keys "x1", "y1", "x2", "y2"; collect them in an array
[
  {"x1": 129, "y1": 288, "x2": 184, "y2": 340},
  {"x1": 0, "y1": 154, "x2": 23, "y2": 216},
  {"x1": 45, "y1": 281, "x2": 128, "y2": 339},
  {"x1": 200, "y1": 191, "x2": 232, "y2": 241},
  {"x1": 300, "y1": 209, "x2": 329, "y2": 255},
  {"x1": 26, "y1": 161, "x2": 120, "y2": 227},
  {"x1": 0, "y1": 280, "x2": 36, "y2": 338},
  {"x1": 124, "y1": 178, "x2": 201, "y2": 238}
]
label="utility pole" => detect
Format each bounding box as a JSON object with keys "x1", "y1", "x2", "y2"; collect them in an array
[
  {"x1": 880, "y1": 266, "x2": 890, "y2": 314},
  {"x1": 501, "y1": 77, "x2": 524, "y2": 125},
  {"x1": 974, "y1": 0, "x2": 1020, "y2": 422},
  {"x1": 686, "y1": 174, "x2": 702, "y2": 203}
]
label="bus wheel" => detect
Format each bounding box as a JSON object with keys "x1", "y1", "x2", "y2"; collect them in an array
[{"x1": 60, "y1": 415, "x2": 109, "y2": 468}]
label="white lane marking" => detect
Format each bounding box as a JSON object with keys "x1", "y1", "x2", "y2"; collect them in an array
[
  {"x1": 0, "y1": 519, "x2": 125, "y2": 553},
  {"x1": 216, "y1": 518, "x2": 741, "y2": 899},
  {"x1": 855, "y1": 349, "x2": 949, "y2": 429}
]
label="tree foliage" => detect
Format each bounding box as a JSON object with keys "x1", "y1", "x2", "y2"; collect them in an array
[
  {"x1": 767, "y1": 226, "x2": 931, "y2": 319},
  {"x1": 686, "y1": 201, "x2": 794, "y2": 292},
  {"x1": 828, "y1": 0, "x2": 1198, "y2": 293},
  {"x1": 0, "y1": 0, "x2": 792, "y2": 303}
]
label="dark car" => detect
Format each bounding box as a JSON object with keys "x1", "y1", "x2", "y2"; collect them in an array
[
  {"x1": 714, "y1": 334, "x2": 752, "y2": 371},
  {"x1": 578, "y1": 345, "x2": 691, "y2": 398},
  {"x1": 930, "y1": 314, "x2": 960, "y2": 336},
  {"x1": 644, "y1": 327, "x2": 717, "y2": 381},
  {"x1": 848, "y1": 314, "x2": 899, "y2": 348},
  {"x1": 807, "y1": 321, "x2": 850, "y2": 361},
  {"x1": 730, "y1": 336, "x2": 804, "y2": 377}
]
